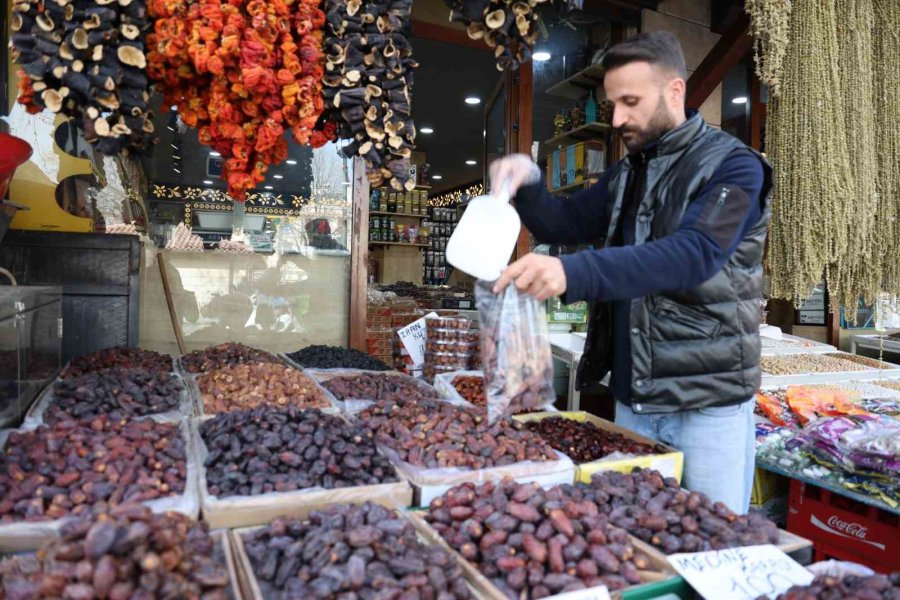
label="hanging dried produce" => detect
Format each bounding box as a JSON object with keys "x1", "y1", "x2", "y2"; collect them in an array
[
  {"x1": 321, "y1": 0, "x2": 418, "y2": 191},
  {"x1": 745, "y1": 0, "x2": 791, "y2": 96},
  {"x1": 147, "y1": 0, "x2": 327, "y2": 199},
  {"x1": 10, "y1": 0, "x2": 157, "y2": 155},
  {"x1": 442, "y1": 0, "x2": 583, "y2": 71}
]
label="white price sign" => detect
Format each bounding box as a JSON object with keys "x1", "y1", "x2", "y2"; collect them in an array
[
  {"x1": 396, "y1": 312, "x2": 438, "y2": 368},
  {"x1": 669, "y1": 545, "x2": 813, "y2": 600},
  {"x1": 548, "y1": 586, "x2": 610, "y2": 600}
]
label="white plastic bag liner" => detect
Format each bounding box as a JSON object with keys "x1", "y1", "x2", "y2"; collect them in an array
[
  {"x1": 0, "y1": 419, "x2": 200, "y2": 552},
  {"x1": 806, "y1": 560, "x2": 876, "y2": 578},
  {"x1": 446, "y1": 183, "x2": 520, "y2": 281},
  {"x1": 306, "y1": 368, "x2": 442, "y2": 412},
  {"x1": 21, "y1": 372, "x2": 193, "y2": 430},
  {"x1": 192, "y1": 417, "x2": 412, "y2": 528},
  {"x1": 434, "y1": 369, "x2": 558, "y2": 413}
]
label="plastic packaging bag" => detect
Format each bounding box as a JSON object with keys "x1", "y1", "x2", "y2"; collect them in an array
[{"x1": 475, "y1": 280, "x2": 555, "y2": 422}]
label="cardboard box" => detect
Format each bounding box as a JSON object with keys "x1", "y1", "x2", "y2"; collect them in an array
[
  {"x1": 751, "y1": 466, "x2": 788, "y2": 505},
  {"x1": 514, "y1": 411, "x2": 684, "y2": 484},
  {"x1": 565, "y1": 144, "x2": 577, "y2": 185},
  {"x1": 551, "y1": 149, "x2": 562, "y2": 189},
  {"x1": 577, "y1": 140, "x2": 606, "y2": 178}
]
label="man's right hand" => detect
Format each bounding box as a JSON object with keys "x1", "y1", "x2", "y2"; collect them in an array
[{"x1": 489, "y1": 154, "x2": 542, "y2": 198}]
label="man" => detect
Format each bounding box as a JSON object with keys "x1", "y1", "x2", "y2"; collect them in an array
[{"x1": 490, "y1": 31, "x2": 771, "y2": 513}]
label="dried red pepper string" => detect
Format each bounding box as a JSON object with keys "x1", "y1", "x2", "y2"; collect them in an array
[{"x1": 147, "y1": 0, "x2": 326, "y2": 199}]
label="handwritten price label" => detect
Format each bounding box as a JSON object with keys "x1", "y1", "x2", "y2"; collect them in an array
[
  {"x1": 397, "y1": 312, "x2": 438, "y2": 368},
  {"x1": 669, "y1": 545, "x2": 813, "y2": 600},
  {"x1": 548, "y1": 586, "x2": 610, "y2": 600}
]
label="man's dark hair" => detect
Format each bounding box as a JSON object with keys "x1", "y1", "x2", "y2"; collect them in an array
[{"x1": 601, "y1": 31, "x2": 687, "y2": 80}]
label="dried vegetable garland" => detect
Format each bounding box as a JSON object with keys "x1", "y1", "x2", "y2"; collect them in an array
[
  {"x1": 322, "y1": 0, "x2": 418, "y2": 191},
  {"x1": 146, "y1": 0, "x2": 327, "y2": 199},
  {"x1": 745, "y1": 0, "x2": 790, "y2": 96},
  {"x1": 10, "y1": 0, "x2": 157, "y2": 154}
]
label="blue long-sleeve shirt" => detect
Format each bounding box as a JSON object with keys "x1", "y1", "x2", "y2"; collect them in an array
[{"x1": 514, "y1": 147, "x2": 765, "y2": 402}]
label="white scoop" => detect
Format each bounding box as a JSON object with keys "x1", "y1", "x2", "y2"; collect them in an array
[{"x1": 446, "y1": 182, "x2": 521, "y2": 282}]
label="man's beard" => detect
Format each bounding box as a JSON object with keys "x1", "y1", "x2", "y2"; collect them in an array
[{"x1": 617, "y1": 95, "x2": 676, "y2": 153}]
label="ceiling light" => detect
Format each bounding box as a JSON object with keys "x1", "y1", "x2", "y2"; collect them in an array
[
  {"x1": 465, "y1": 160, "x2": 477, "y2": 165},
  {"x1": 273, "y1": 174, "x2": 283, "y2": 179},
  {"x1": 533, "y1": 51, "x2": 551, "y2": 62},
  {"x1": 209, "y1": 151, "x2": 221, "y2": 157},
  {"x1": 286, "y1": 159, "x2": 297, "y2": 165},
  {"x1": 172, "y1": 155, "x2": 180, "y2": 160},
  {"x1": 432, "y1": 175, "x2": 443, "y2": 180},
  {"x1": 170, "y1": 105, "x2": 177, "y2": 111},
  {"x1": 732, "y1": 96, "x2": 748, "y2": 104},
  {"x1": 170, "y1": 144, "x2": 178, "y2": 150},
  {"x1": 420, "y1": 127, "x2": 434, "y2": 134},
  {"x1": 464, "y1": 96, "x2": 481, "y2": 105},
  {"x1": 264, "y1": 185, "x2": 273, "y2": 189},
  {"x1": 203, "y1": 180, "x2": 213, "y2": 184},
  {"x1": 173, "y1": 168, "x2": 181, "y2": 173}
]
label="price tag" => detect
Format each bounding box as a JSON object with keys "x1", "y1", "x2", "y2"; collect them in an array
[
  {"x1": 669, "y1": 544, "x2": 813, "y2": 600},
  {"x1": 397, "y1": 312, "x2": 438, "y2": 368},
  {"x1": 548, "y1": 586, "x2": 610, "y2": 600}
]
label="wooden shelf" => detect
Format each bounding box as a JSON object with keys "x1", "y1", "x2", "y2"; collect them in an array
[
  {"x1": 549, "y1": 178, "x2": 599, "y2": 195},
  {"x1": 544, "y1": 122, "x2": 611, "y2": 149},
  {"x1": 370, "y1": 241, "x2": 429, "y2": 248},
  {"x1": 545, "y1": 64, "x2": 605, "y2": 100},
  {"x1": 370, "y1": 211, "x2": 426, "y2": 219}
]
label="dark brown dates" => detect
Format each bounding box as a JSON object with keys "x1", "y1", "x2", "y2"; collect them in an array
[
  {"x1": 200, "y1": 406, "x2": 398, "y2": 498},
  {"x1": 322, "y1": 372, "x2": 440, "y2": 402},
  {"x1": 47, "y1": 368, "x2": 184, "y2": 423},
  {"x1": 760, "y1": 574, "x2": 900, "y2": 599},
  {"x1": 0, "y1": 417, "x2": 187, "y2": 522},
  {"x1": 181, "y1": 342, "x2": 279, "y2": 373},
  {"x1": 425, "y1": 479, "x2": 650, "y2": 599},
  {"x1": 61, "y1": 347, "x2": 174, "y2": 378},
  {"x1": 197, "y1": 362, "x2": 329, "y2": 413},
  {"x1": 357, "y1": 397, "x2": 559, "y2": 469},
  {"x1": 524, "y1": 417, "x2": 665, "y2": 463},
  {"x1": 243, "y1": 502, "x2": 471, "y2": 599},
  {"x1": 0, "y1": 505, "x2": 229, "y2": 600}
]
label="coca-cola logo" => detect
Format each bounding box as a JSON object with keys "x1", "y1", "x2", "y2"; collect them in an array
[{"x1": 826, "y1": 516, "x2": 868, "y2": 539}]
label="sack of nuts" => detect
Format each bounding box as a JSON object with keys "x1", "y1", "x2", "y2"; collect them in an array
[{"x1": 475, "y1": 281, "x2": 555, "y2": 423}]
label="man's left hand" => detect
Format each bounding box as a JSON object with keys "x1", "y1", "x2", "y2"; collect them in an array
[{"x1": 492, "y1": 253, "x2": 567, "y2": 301}]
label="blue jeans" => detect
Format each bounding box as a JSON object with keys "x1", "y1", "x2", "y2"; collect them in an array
[{"x1": 615, "y1": 399, "x2": 756, "y2": 514}]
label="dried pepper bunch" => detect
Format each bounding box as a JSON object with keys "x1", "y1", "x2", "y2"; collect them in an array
[
  {"x1": 146, "y1": 0, "x2": 327, "y2": 199},
  {"x1": 322, "y1": 0, "x2": 418, "y2": 191},
  {"x1": 443, "y1": 0, "x2": 583, "y2": 71},
  {"x1": 10, "y1": 0, "x2": 157, "y2": 154}
]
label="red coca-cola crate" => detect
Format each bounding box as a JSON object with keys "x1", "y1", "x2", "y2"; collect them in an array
[{"x1": 787, "y1": 479, "x2": 899, "y2": 573}]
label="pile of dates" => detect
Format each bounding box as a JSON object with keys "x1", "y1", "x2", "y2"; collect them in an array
[
  {"x1": 357, "y1": 398, "x2": 559, "y2": 469},
  {"x1": 322, "y1": 372, "x2": 439, "y2": 403},
  {"x1": 181, "y1": 342, "x2": 278, "y2": 373},
  {"x1": 452, "y1": 374, "x2": 486, "y2": 406},
  {"x1": 243, "y1": 502, "x2": 471, "y2": 599},
  {"x1": 576, "y1": 469, "x2": 780, "y2": 553},
  {"x1": 524, "y1": 417, "x2": 664, "y2": 463},
  {"x1": 761, "y1": 574, "x2": 900, "y2": 599},
  {"x1": 0, "y1": 417, "x2": 187, "y2": 522},
  {"x1": 0, "y1": 504, "x2": 229, "y2": 600},
  {"x1": 46, "y1": 368, "x2": 184, "y2": 424},
  {"x1": 200, "y1": 406, "x2": 398, "y2": 497},
  {"x1": 425, "y1": 479, "x2": 650, "y2": 598},
  {"x1": 61, "y1": 347, "x2": 174, "y2": 378},
  {"x1": 286, "y1": 345, "x2": 391, "y2": 371},
  {"x1": 197, "y1": 362, "x2": 329, "y2": 413}
]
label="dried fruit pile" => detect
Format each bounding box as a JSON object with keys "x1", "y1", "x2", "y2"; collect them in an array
[
  {"x1": 825, "y1": 352, "x2": 898, "y2": 369},
  {"x1": 452, "y1": 374, "x2": 486, "y2": 406},
  {"x1": 578, "y1": 469, "x2": 780, "y2": 553},
  {"x1": 10, "y1": 0, "x2": 156, "y2": 154},
  {"x1": 357, "y1": 397, "x2": 559, "y2": 469},
  {"x1": 200, "y1": 406, "x2": 397, "y2": 497},
  {"x1": 0, "y1": 417, "x2": 187, "y2": 522},
  {"x1": 147, "y1": 0, "x2": 328, "y2": 198},
  {"x1": 0, "y1": 505, "x2": 230, "y2": 600},
  {"x1": 197, "y1": 361, "x2": 329, "y2": 413},
  {"x1": 322, "y1": 0, "x2": 418, "y2": 191},
  {"x1": 761, "y1": 573, "x2": 900, "y2": 600},
  {"x1": 322, "y1": 371, "x2": 438, "y2": 402},
  {"x1": 425, "y1": 479, "x2": 650, "y2": 597},
  {"x1": 243, "y1": 502, "x2": 471, "y2": 598},
  {"x1": 286, "y1": 344, "x2": 391, "y2": 370},
  {"x1": 524, "y1": 417, "x2": 663, "y2": 463},
  {"x1": 761, "y1": 354, "x2": 877, "y2": 376},
  {"x1": 47, "y1": 367, "x2": 184, "y2": 423},
  {"x1": 61, "y1": 347, "x2": 173, "y2": 378},
  {"x1": 180, "y1": 342, "x2": 278, "y2": 373}
]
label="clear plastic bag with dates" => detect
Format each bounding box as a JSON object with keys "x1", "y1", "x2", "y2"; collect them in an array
[{"x1": 475, "y1": 280, "x2": 555, "y2": 423}]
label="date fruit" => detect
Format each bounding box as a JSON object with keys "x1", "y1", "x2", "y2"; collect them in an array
[
  {"x1": 286, "y1": 345, "x2": 390, "y2": 370},
  {"x1": 357, "y1": 397, "x2": 559, "y2": 469},
  {"x1": 452, "y1": 374, "x2": 486, "y2": 406},
  {"x1": 425, "y1": 479, "x2": 650, "y2": 599},
  {"x1": 524, "y1": 417, "x2": 665, "y2": 463},
  {"x1": 0, "y1": 506, "x2": 229, "y2": 600},
  {"x1": 243, "y1": 502, "x2": 471, "y2": 599},
  {"x1": 0, "y1": 417, "x2": 187, "y2": 522},
  {"x1": 197, "y1": 362, "x2": 329, "y2": 413},
  {"x1": 181, "y1": 342, "x2": 279, "y2": 373},
  {"x1": 322, "y1": 372, "x2": 439, "y2": 402},
  {"x1": 200, "y1": 406, "x2": 398, "y2": 497},
  {"x1": 761, "y1": 573, "x2": 900, "y2": 599},
  {"x1": 61, "y1": 347, "x2": 173, "y2": 378},
  {"x1": 47, "y1": 368, "x2": 184, "y2": 424}
]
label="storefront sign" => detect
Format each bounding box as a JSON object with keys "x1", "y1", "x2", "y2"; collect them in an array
[
  {"x1": 397, "y1": 311, "x2": 438, "y2": 367},
  {"x1": 668, "y1": 544, "x2": 813, "y2": 600},
  {"x1": 797, "y1": 281, "x2": 826, "y2": 325}
]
